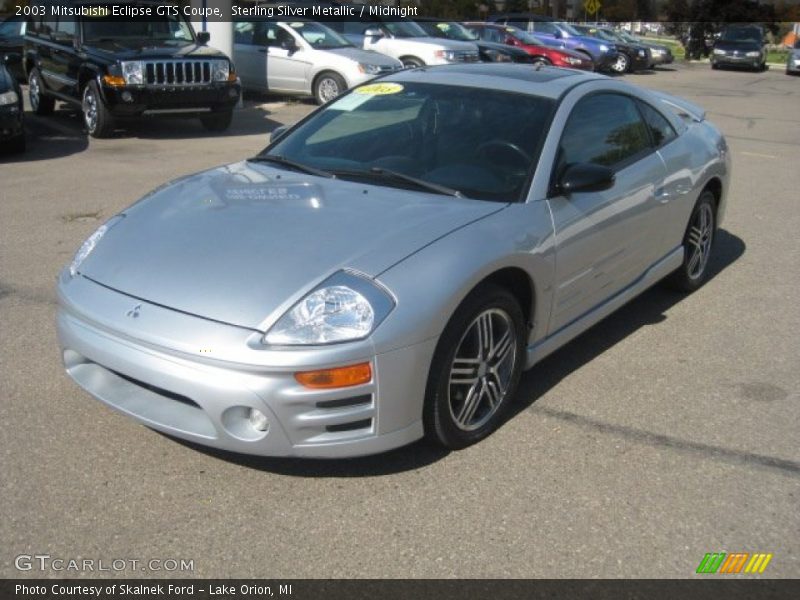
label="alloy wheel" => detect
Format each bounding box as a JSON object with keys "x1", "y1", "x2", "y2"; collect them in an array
[
  {"x1": 317, "y1": 77, "x2": 341, "y2": 103},
  {"x1": 83, "y1": 86, "x2": 97, "y2": 133},
  {"x1": 687, "y1": 202, "x2": 714, "y2": 280},
  {"x1": 29, "y1": 74, "x2": 40, "y2": 111},
  {"x1": 447, "y1": 308, "x2": 517, "y2": 432}
]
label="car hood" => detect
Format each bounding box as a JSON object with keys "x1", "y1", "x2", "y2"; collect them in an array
[
  {"x1": 87, "y1": 40, "x2": 228, "y2": 60},
  {"x1": 326, "y1": 46, "x2": 401, "y2": 67},
  {"x1": 79, "y1": 161, "x2": 505, "y2": 330}
]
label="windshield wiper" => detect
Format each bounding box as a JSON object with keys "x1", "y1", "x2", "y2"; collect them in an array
[
  {"x1": 248, "y1": 155, "x2": 334, "y2": 179},
  {"x1": 336, "y1": 167, "x2": 463, "y2": 197}
]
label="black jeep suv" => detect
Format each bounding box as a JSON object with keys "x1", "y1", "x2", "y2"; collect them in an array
[{"x1": 24, "y1": 0, "x2": 241, "y2": 137}]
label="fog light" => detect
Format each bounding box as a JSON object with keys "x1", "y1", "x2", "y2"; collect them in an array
[
  {"x1": 121, "y1": 91, "x2": 133, "y2": 102},
  {"x1": 248, "y1": 408, "x2": 270, "y2": 432}
]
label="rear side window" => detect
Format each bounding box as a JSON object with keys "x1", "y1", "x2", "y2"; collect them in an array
[
  {"x1": 637, "y1": 101, "x2": 678, "y2": 147},
  {"x1": 559, "y1": 93, "x2": 651, "y2": 169}
]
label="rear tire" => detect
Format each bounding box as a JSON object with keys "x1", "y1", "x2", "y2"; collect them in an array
[
  {"x1": 532, "y1": 56, "x2": 552, "y2": 66},
  {"x1": 665, "y1": 190, "x2": 717, "y2": 292},
  {"x1": 28, "y1": 68, "x2": 55, "y2": 116},
  {"x1": 611, "y1": 52, "x2": 630, "y2": 74},
  {"x1": 423, "y1": 284, "x2": 525, "y2": 450},
  {"x1": 200, "y1": 110, "x2": 233, "y2": 132}
]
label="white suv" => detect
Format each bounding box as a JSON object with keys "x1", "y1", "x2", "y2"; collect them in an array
[
  {"x1": 329, "y1": 20, "x2": 480, "y2": 68},
  {"x1": 233, "y1": 20, "x2": 403, "y2": 104}
]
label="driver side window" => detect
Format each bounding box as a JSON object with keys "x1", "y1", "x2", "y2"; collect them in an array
[{"x1": 559, "y1": 93, "x2": 651, "y2": 171}]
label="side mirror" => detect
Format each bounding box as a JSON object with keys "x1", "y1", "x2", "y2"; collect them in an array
[
  {"x1": 196, "y1": 31, "x2": 210, "y2": 45},
  {"x1": 270, "y1": 125, "x2": 288, "y2": 143},
  {"x1": 557, "y1": 163, "x2": 615, "y2": 195},
  {"x1": 364, "y1": 28, "x2": 384, "y2": 39},
  {"x1": 280, "y1": 36, "x2": 298, "y2": 52}
]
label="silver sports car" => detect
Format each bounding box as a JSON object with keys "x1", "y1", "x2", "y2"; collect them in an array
[{"x1": 57, "y1": 65, "x2": 730, "y2": 458}]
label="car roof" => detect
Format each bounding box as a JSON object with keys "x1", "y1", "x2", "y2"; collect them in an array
[{"x1": 382, "y1": 63, "x2": 607, "y2": 99}]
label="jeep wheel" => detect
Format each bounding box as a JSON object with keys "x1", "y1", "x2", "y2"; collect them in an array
[
  {"x1": 82, "y1": 81, "x2": 114, "y2": 138},
  {"x1": 28, "y1": 69, "x2": 55, "y2": 116},
  {"x1": 200, "y1": 110, "x2": 233, "y2": 132}
]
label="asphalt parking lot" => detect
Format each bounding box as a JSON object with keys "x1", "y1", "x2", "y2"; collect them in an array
[{"x1": 1, "y1": 63, "x2": 798, "y2": 579}]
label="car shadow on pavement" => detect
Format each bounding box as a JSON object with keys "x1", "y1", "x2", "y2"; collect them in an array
[
  {"x1": 162, "y1": 229, "x2": 745, "y2": 478},
  {"x1": 510, "y1": 228, "x2": 746, "y2": 420},
  {"x1": 0, "y1": 109, "x2": 88, "y2": 163}
]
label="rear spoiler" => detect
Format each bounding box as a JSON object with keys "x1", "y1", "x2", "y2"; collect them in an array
[{"x1": 650, "y1": 90, "x2": 706, "y2": 123}]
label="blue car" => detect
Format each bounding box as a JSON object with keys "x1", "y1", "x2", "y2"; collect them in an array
[{"x1": 489, "y1": 13, "x2": 618, "y2": 71}]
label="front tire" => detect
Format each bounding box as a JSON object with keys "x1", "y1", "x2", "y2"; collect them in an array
[
  {"x1": 423, "y1": 284, "x2": 525, "y2": 450},
  {"x1": 28, "y1": 68, "x2": 55, "y2": 115},
  {"x1": 7, "y1": 133, "x2": 26, "y2": 154},
  {"x1": 666, "y1": 190, "x2": 717, "y2": 292},
  {"x1": 611, "y1": 52, "x2": 630, "y2": 74},
  {"x1": 200, "y1": 110, "x2": 233, "y2": 132},
  {"x1": 82, "y1": 81, "x2": 114, "y2": 138},
  {"x1": 313, "y1": 71, "x2": 346, "y2": 105},
  {"x1": 400, "y1": 56, "x2": 424, "y2": 69}
]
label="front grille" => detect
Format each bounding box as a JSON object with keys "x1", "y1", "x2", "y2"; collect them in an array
[
  {"x1": 144, "y1": 60, "x2": 215, "y2": 86},
  {"x1": 454, "y1": 51, "x2": 480, "y2": 63}
]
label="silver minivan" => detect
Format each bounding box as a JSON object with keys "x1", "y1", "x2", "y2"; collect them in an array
[{"x1": 233, "y1": 20, "x2": 402, "y2": 104}]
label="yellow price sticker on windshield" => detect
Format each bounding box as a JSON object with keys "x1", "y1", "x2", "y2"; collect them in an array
[{"x1": 355, "y1": 83, "x2": 404, "y2": 95}]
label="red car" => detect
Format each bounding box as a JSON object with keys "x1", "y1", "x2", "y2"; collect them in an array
[{"x1": 463, "y1": 23, "x2": 595, "y2": 71}]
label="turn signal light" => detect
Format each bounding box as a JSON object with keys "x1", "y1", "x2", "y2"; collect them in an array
[
  {"x1": 103, "y1": 74, "x2": 126, "y2": 87},
  {"x1": 295, "y1": 363, "x2": 372, "y2": 389}
]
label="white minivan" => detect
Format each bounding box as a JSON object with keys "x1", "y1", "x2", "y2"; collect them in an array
[
  {"x1": 233, "y1": 20, "x2": 403, "y2": 104},
  {"x1": 328, "y1": 20, "x2": 480, "y2": 68}
]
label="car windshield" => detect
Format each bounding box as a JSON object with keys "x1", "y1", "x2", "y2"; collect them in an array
[
  {"x1": 720, "y1": 27, "x2": 763, "y2": 43},
  {"x1": 264, "y1": 82, "x2": 554, "y2": 202},
  {"x1": 383, "y1": 20, "x2": 428, "y2": 38},
  {"x1": 285, "y1": 21, "x2": 352, "y2": 49},
  {"x1": 506, "y1": 28, "x2": 544, "y2": 46},
  {"x1": 582, "y1": 28, "x2": 618, "y2": 42},
  {"x1": 83, "y1": 14, "x2": 194, "y2": 43},
  {"x1": 418, "y1": 21, "x2": 479, "y2": 42}
]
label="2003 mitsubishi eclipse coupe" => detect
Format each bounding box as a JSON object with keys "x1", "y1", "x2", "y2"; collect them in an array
[{"x1": 57, "y1": 64, "x2": 730, "y2": 458}]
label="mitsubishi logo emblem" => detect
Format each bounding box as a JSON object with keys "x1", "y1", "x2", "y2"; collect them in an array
[{"x1": 126, "y1": 303, "x2": 142, "y2": 318}]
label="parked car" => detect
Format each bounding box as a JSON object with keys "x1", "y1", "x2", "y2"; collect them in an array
[
  {"x1": 787, "y1": 38, "x2": 800, "y2": 75},
  {"x1": 57, "y1": 65, "x2": 730, "y2": 458},
  {"x1": 327, "y1": 20, "x2": 479, "y2": 68},
  {"x1": 24, "y1": 0, "x2": 241, "y2": 137},
  {"x1": 711, "y1": 24, "x2": 767, "y2": 71},
  {"x1": 572, "y1": 25, "x2": 651, "y2": 73},
  {"x1": 487, "y1": 13, "x2": 618, "y2": 71},
  {"x1": 616, "y1": 30, "x2": 674, "y2": 68},
  {"x1": 464, "y1": 23, "x2": 594, "y2": 70},
  {"x1": 0, "y1": 15, "x2": 25, "y2": 81},
  {"x1": 414, "y1": 18, "x2": 533, "y2": 64},
  {"x1": 0, "y1": 58, "x2": 24, "y2": 153},
  {"x1": 233, "y1": 19, "x2": 401, "y2": 104}
]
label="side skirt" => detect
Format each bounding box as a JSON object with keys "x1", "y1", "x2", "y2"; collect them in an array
[{"x1": 524, "y1": 247, "x2": 684, "y2": 369}]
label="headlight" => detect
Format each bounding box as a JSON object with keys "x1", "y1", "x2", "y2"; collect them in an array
[
  {"x1": 68, "y1": 215, "x2": 125, "y2": 277},
  {"x1": 638, "y1": 49, "x2": 646, "y2": 57},
  {"x1": 599, "y1": 44, "x2": 609, "y2": 52},
  {"x1": 0, "y1": 90, "x2": 19, "y2": 106},
  {"x1": 745, "y1": 51, "x2": 760, "y2": 57},
  {"x1": 434, "y1": 49, "x2": 458, "y2": 62},
  {"x1": 264, "y1": 271, "x2": 395, "y2": 346},
  {"x1": 121, "y1": 61, "x2": 144, "y2": 85},
  {"x1": 211, "y1": 60, "x2": 231, "y2": 82},
  {"x1": 651, "y1": 48, "x2": 663, "y2": 56},
  {"x1": 713, "y1": 48, "x2": 726, "y2": 55},
  {"x1": 564, "y1": 56, "x2": 582, "y2": 65},
  {"x1": 358, "y1": 63, "x2": 383, "y2": 75}
]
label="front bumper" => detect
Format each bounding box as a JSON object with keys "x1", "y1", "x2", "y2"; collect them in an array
[
  {"x1": 56, "y1": 274, "x2": 433, "y2": 458},
  {"x1": 787, "y1": 57, "x2": 800, "y2": 73},
  {"x1": 99, "y1": 80, "x2": 241, "y2": 118},
  {"x1": 0, "y1": 104, "x2": 24, "y2": 140},
  {"x1": 711, "y1": 54, "x2": 762, "y2": 69}
]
